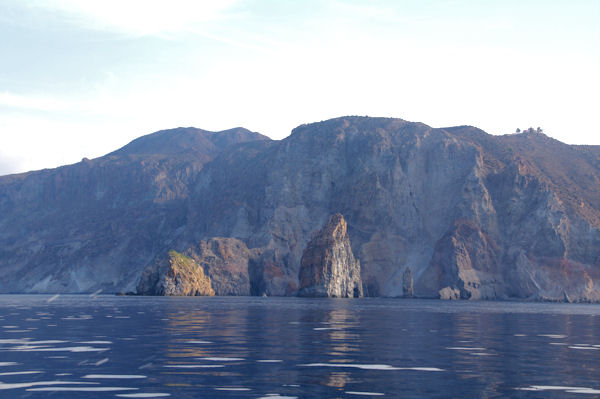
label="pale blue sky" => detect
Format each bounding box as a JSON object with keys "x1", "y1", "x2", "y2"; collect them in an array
[{"x1": 1, "y1": 0, "x2": 599, "y2": 175}]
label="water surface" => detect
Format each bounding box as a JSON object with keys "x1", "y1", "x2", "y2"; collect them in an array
[{"x1": 0, "y1": 295, "x2": 598, "y2": 398}]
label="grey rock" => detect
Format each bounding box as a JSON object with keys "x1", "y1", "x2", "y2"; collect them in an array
[
  {"x1": 402, "y1": 266, "x2": 414, "y2": 298},
  {"x1": 297, "y1": 214, "x2": 363, "y2": 298},
  {"x1": 0, "y1": 127, "x2": 268, "y2": 293}
]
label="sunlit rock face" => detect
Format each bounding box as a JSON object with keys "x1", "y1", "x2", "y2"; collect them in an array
[
  {"x1": 184, "y1": 237, "x2": 254, "y2": 296},
  {"x1": 297, "y1": 214, "x2": 363, "y2": 298},
  {"x1": 137, "y1": 250, "x2": 215, "y2": 296},
  {"x1": 137, "y1": 238, "x2": 255, "y2": 296},
  {"x1": 1, "y1": 116, "x2": 599, "y2": 301}
]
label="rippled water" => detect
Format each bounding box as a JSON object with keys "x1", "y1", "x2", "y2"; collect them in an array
[{"x1": 0, "y1": 295, "x2": 598, "y2": 398}]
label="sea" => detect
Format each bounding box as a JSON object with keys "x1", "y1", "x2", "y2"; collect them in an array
[{"x1": 0, "y1": 295, "x2": 598, "y2": 398}]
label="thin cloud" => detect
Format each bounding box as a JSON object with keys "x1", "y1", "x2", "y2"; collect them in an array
[
  {"x1": 0, "y1": 153, "x2": 23, "y2": 176},
  {"x1": 0, "y1": 92, "x2": 80, "y2": 112},
  {"x1": 28, "y1": 0, "x2": 239, "y2": 37}
]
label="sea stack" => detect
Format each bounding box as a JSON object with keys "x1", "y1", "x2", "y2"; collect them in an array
[{"x1": 298, "y1": 214, "x2": 363, "y2": 298}]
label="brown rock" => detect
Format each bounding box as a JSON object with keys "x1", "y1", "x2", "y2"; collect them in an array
[
  {"x1": 136, "y1": 250, "x2": 215, "y2": 296},
  {"x1": 185, "y1": 238, "x2": 254, "y2": 296}
]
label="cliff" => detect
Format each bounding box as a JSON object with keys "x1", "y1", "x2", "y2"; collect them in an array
[
  {"x1": 297, "y1": 214, "x2": 363, "y2": 298},
  {"x1": 0, "y1": 116, "x2": 598, "y2": 301},
  {"x1": 0, "y1": 127, "x2": 269, "y2": 293},
  {"x1": 181, "y1": 238, "x2": 255, "y2": 296}
]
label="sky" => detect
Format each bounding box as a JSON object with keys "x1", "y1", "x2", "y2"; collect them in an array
[{"x1": 1, "y1": 0, "x2": 599, "y2": 175}]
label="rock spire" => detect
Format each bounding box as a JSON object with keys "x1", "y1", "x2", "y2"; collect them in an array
[{"x1": 298, "y1": 214, "x2": 363, "y2": 298}]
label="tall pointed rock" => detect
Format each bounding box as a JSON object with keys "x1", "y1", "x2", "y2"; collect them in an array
[{"x1": 298, "y1": 214, "x2": 363, "y2": 298}]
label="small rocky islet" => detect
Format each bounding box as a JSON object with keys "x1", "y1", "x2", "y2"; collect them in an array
[{"x1": 1, "y1": 116, "x2": 599, "y2": 302}]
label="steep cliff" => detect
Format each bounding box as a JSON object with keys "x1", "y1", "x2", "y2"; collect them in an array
[
  {"x1": 297, "y1": 214, "x2": 363, "y2": 298},
  {"x1": 1, "y1": 116, "x2": 598, "y2": 301},
  {"x1": 137, "y1": 250, "x2": 215, "y2": 296},
  {"x1": 187, "y1": 118, "x2": 599, "y2": 301}
]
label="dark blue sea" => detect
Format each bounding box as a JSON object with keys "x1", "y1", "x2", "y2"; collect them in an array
[{"x1": 0, "y1": 295, "x2": 598, "y2": 398}]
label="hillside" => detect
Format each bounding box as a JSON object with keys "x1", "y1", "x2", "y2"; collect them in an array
[
  {"x1": 0, "y1": 117, "x2": 598, "y2": 301},
  {"x1": 0, "y1": 127, "x2": 269, "y2": 293}
]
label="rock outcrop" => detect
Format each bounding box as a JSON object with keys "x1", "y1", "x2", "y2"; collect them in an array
[
  {"x1": 184, "y1": 238, "x2": 254, "y2": 296},
  {"x1": 137, "y1": 250, "x2": 215, "y2": 296},
  {"x1": 137, "y1": 238, "x2": 259, "y2": 296},
  {"x1": 297, "y1": 214, "x2": 363, "y2": 298},
  {"x1": 420, "y1": 220, "x2": 502, "y2": 300}
]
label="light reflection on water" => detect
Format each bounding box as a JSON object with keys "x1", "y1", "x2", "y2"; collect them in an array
[{"x1": 0, "y1": 295, "x2": 598, "y2": 398}]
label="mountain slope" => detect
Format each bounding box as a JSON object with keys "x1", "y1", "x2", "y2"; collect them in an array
[
  {"x1": 0, "y1": 117, "x2": 598, "y2": 301},
  {"x1": 0, "y1": 127, "x2": 269, "y2": 293}
]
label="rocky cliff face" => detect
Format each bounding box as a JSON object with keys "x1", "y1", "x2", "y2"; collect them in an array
[
  {"x1": 0, "y1": 117, "x2": 599, "y2": 301},
  {"x1": 137, "y1": 250, "x2": 215, "y2": 296},
  {"x1": 297, "y1": 214, "x2": 363, "y2": 298},
  {"x1": 181, "y1": 238, "x2": 255, "y2": 296},
  {"x1": 0, "y1": 127, "x2": 269, "y2": 293}
]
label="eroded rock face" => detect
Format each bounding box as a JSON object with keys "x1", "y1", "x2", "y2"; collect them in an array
[
  {"x1": 185, "y1": 238, "x2": 254, "y2": 296},
  {"x1": 298, "y1": 214, "x2": 363, "y2": 298},
  {"x1": 138, "y1": 238, "x2": 257, "y2": 296},
  {"x1": 137, "y1": 250, "x2": 215, "y2": 296},
  {"x1": 402, "y1": 267, "x2": 414, "y2": 298},
  {"x1": 419, "y1": 220, "x2": 503, "y2": 300}
]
